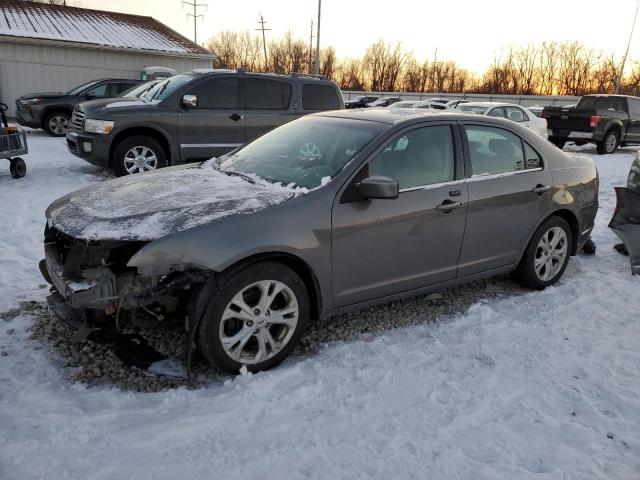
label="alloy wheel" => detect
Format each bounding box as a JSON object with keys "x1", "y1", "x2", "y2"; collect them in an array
[
  {"x1": 605, "y1": 133, "x2": 617, "y2": 153},
  {"x1": 534, "y1": 226, "x2": 568, "y2": 281},
  {"x1": 219, "y1": 280, "x2": 299, "y2": 364},
  {"x1": 123, "y1": 146, "x2": 158, "y2": 174},
  {"x1": 48, "y1": 115, "x2": 69, "y2": 135}
]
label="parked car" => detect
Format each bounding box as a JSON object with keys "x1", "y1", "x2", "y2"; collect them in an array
[
  {"x1": 42, "y1": 109, "x2": 598, "y2": 374},
  {"x1": 389, "y1": 101, "x2": 419, "y2": 109},
  {"x1": 425, "y1": 97, "x2": 451, "y2": 104},
  {"x1": 15, "y1": 78, "x2": 142, "y2": 136},
  {"x1": 117, "y1": 80, "x2": 162, "y2": 99},
  {"x1": 66, "y1": 69, "x2": 344, "y2": 176},
  {"x1": 609, "y1": 151, "x2": 640, "y2": 274},
  {"x1": 367, "y1": 97, "x2": 401, "y2": 107},
  {"x1": 344, "y1": 95, "x2": 379, "y2": 109},
  {"x1": 446, "y1": 99, "x2": 470, "y2": 109},
  {"x1": 456, "y1": 102, "x2": 548, "y2": 138},
  {"x1": 411, "y1": 101, "x2": 448, "y2": 110},
  {"x1": 543, "y1": 95, "x2": 640, "y2": 153},
  {"x1": 527, "y1": 105, "x2": 547, "y2": 118}
]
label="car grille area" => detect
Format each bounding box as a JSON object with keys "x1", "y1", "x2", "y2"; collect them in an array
[{"x1": 71, "y1": 108, "x2": 85, "y2": 131}]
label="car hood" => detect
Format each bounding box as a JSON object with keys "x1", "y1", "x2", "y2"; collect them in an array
[
  {"x1": 46, "y1": 164, "x2": 298, "y2": 241},
  {"x1": 19, "y1": 92, "x2": 65, "y2": 100}
]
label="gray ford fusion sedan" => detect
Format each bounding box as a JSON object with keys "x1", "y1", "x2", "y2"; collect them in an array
[{"x1": 41, "y1": 109, "x2": 599, "y2": 373}]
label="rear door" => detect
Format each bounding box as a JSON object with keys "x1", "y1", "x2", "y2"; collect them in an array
[
  {"x1": 244, "y1": 76, "x2": 298, "y2": 143},
  {"x1": 177, "y1": 76, "x2": 244, "y2": 160},
  {"x1": 458, "y1": 122, "x2": 553, "y2": 277},
  {"x1": 626, "y1": 97, "x2": 640, "y2": 142}
]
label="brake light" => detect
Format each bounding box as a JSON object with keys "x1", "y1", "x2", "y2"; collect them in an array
[{"x1": 590, "y1": 115, "x2": 602, "y2": 127}]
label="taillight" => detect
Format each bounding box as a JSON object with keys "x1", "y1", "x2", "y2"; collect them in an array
[{"x1": 590, "y1": 115, "x2": 602, "y2": 128}]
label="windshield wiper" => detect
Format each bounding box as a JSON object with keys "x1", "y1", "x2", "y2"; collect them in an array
[{"x1": 221, "y1": 170, "x2": 256, "y2": 184}]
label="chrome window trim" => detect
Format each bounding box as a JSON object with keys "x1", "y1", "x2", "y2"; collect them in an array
[
  {"x1": 467, "y1": 167, "x2": 543, "y2": 182},
  {"x1": 399, "y1": 179, "x2": 466, "y2": 193}
]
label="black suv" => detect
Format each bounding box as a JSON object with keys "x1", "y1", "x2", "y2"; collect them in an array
[
  {"x1": 66, "y1": 69, "x2": 344, "y2": 176},
  {"x1": 15, "y1": 79, "x2": 142, "y2": 136}
]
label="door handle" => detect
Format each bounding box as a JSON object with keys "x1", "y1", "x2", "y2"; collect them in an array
[
  {"x1": 229, "y1": 113, "x2": 243, "y2": 121},
  {"x1": 435, "y1": 200, "x2": 464, "y2": 213},
  {"x1": 531, "y1": 184, "x2": 551, "y2": 195}
]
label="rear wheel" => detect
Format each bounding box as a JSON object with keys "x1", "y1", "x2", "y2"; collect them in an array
[
  {"x1": 197, "y1": 262, "x2": 310, "y2": 374},
  {"x1": 9, "y1": 157, "x2": 26, "y2": 178},
  {"x1": 43, "y1": 111, "x2": 69, "y2": 136},
  {"x1": 512, "y1": 216, "x2": 572, "y2": 290},
  {"x1": 112, "y1": 136, "x2": 167, "y2": 176},
  {"x1": 597, "y1": 130, "x2": 619, "y2": 155}
]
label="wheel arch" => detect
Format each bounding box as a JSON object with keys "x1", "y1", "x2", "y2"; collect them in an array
[
  {"x1": 218, "y1": 252, "x2": 323, "y2": 322},
  {"x1": 109, "y1": 126, "x2": 172, "y2": 167},
  {"x1": 40, "y1": 106, "x2": 72, "y2": 129}
]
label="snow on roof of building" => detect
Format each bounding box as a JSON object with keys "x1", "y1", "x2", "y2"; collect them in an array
[{"x1": 0, "y1": 0, "x2": 212, "y2": 57}]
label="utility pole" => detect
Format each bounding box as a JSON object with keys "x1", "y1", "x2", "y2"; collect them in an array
[
  {"x1": 616, "y1": 0, "x2": 640, "y2": 94},
  {"x1": 182, "y1": 0, "x2": 206, "y2": 44},
  {"x1": 314, "y1": 0, "x2": 321, "y2": 75},
  {"x1": 255, "y1": 14, "x2": 271, "y2": 71},
  {"x1": 308, "y1": 19, "x2": 315, "y2": 74}
]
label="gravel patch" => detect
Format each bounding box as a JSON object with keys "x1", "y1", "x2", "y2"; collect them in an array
[{"x1": 10, "y1": 275, "x2": 523, "y2": 392}]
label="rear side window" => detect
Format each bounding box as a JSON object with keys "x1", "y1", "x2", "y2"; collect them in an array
[
  {"x1": 487, "y1": 107, "x2": 505, "y2": 118},
  {"x1": 505, "y1": 106, "x2": 527, "y2": 122},
  {"x1": 189, "y1": 78, "x2": 239, "y2": 109},
  {"x1": 465, "y1": 125, "x2": 539, "y2": 176},
  {"x1": 628, "y1": 98, "x2": 640, "y2": 117},
  {"x1": 302, "y1": 84, "x2": 341, "y2": 110},
  {"x1": 245, "y1": 78, "x2": 292, "y2": 110}
]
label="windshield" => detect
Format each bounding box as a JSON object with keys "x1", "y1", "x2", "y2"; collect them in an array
[
  {"x1": 458, "y1": 105, "x2": 489, "y2": 114},
  {"x1": 66, "y1": 80, "x2": 101, "y2": 95},
  {"x1": 119, "y1": 81, "x2": 159, "y2": 98},
  {"x1": 141, "y1": 74, "x2": 193, "y2": 101},
  {"x1": 219, "y1": 116, "x2": 384, "y2": 189}
]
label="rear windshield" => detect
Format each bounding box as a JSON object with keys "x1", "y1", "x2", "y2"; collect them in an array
[
  {"x1": 577, "y1": 96, "x2": 627, "y2": 112},
  {"x1": 302, "y1": 84, "x2": 341, "y2": 110},
  {"x1": 141, "y1": 74, "x2": 193, "y2": 101}
]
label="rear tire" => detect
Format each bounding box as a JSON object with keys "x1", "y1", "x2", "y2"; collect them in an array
[
  {"x1": 9, "y1": 157, "x2": 26, "y2": 178},
  {"x1": 111, "y1": 136, "x2": 167, "y2": 176},
  {"x1": 512, "y1": 216, "x2": 572, "y2": 290},
  {"x1": 597, "y1": 130, "x2": 619, "y2": 155},
  {"x1": 197, "y1": 262, "x2": 310, "y2": 374},
  {"x1": 43, "y1": 111, "x2": 70, "y2": 137}
]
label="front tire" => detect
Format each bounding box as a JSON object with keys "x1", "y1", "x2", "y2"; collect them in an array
[
  {"x1": 597, "y1": 130, "x2": 619, "y2": 155},
  {"x1": 112, "y1": 136, "x2": 167, "y2": 176},
  {"x1": 512, "y1": 216, "x2": 572, "y2": 290},
  {"x1": 43, "y1": 111, "x2": 69, "y2": 137},
  {"x1": 197, "y1": 262, "x2": 310, "y2": 374}
]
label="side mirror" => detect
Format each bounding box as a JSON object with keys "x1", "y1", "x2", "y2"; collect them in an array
[
  {"x1": 357, "y1": 175, "x2": 399, "y2": 200},
  {"x1": 182, "y1": 94, "x2": 198, "y2": 108}
]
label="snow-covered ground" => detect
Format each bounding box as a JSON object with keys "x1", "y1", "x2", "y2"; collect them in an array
[{"x1": 1, "y1": 132, "x2": 639, "y2": 479}]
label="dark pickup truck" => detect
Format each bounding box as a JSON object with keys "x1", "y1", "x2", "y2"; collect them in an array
[{"x1": 543, "y1": 95, "x2": 640, "y2": 154}]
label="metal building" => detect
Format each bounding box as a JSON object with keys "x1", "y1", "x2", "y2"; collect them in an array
[{"x1": 0, "y1": 0, "x2": 214, "y2": 116}]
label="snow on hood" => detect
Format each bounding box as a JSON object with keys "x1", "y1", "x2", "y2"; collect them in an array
[{"x1": 46, "y1": 164, "x2": 299, "y2": 241}]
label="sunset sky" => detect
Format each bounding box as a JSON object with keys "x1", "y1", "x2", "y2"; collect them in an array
[{"x1": 78, "y1": 0, "x2": 640, "y2": 74}]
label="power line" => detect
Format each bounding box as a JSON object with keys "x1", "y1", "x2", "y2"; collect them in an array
[
  {"x1": 182, "y1": 0, "x2": 207, "y2": 44},
  {"x1": 255, "y1": 13, "x2": 271, "y2": 71},
  {"x1": 616, "y1": 0, "x2": 640, "y2": 94}
]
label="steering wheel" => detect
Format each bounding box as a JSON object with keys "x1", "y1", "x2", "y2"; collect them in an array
[{"x1": 0, "y1": 103, "x2": 8, "y2": 112}]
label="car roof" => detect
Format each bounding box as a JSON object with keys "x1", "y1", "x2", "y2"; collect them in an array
[
  {"x1": 315, "y1": 108, "x2": 484, "y2": 125},
  {"x1": 189, "y1": 69, "x2": 334, "y2": 83},
  {"x1": 461, "y1": 101, "x2": 528, "y2": 108}
]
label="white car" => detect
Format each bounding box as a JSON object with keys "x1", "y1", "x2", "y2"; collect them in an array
[
  {"x1": 455, "y1": 102, "x2": 548, "y2": 138},
  {"x1": 410, "y1": 100, "x2": 448, "y2": 110}
]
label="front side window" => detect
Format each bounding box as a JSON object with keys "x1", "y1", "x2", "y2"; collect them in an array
[
  {"x1": 629, "y1": 98, "x2": 640, "y2": 117},
  {"x1": 245, "y1": 78, "x2": 292, "y2": 110},
  {"x1": 85, "y1": 84, "x2": 108, "y2": 98},
  {"x1": 465, "y1": 125, "x2": 540, "y2": 176},
  {"x1": 369, "y1": 125, "x2": 455, "y2": 190},
  {"x1": 189, "y1": 78, "x2": 239, "y2": 109},
  {"x1": 303, "y1": 84, "x2": 341, "y2": 110}
]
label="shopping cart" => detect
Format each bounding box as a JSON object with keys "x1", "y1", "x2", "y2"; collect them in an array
[{"x1": 1, "y1": 102, "x2": 27, "y2": 178}]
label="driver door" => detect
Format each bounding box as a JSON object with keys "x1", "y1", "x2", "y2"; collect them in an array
[{"x1": 331, "y1": 123, "x2": 468, "y2": 307}]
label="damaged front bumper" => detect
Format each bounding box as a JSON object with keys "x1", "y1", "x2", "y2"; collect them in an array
[{"x1": 609, "y1": 187, "x2": 640, "y2": 275}]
